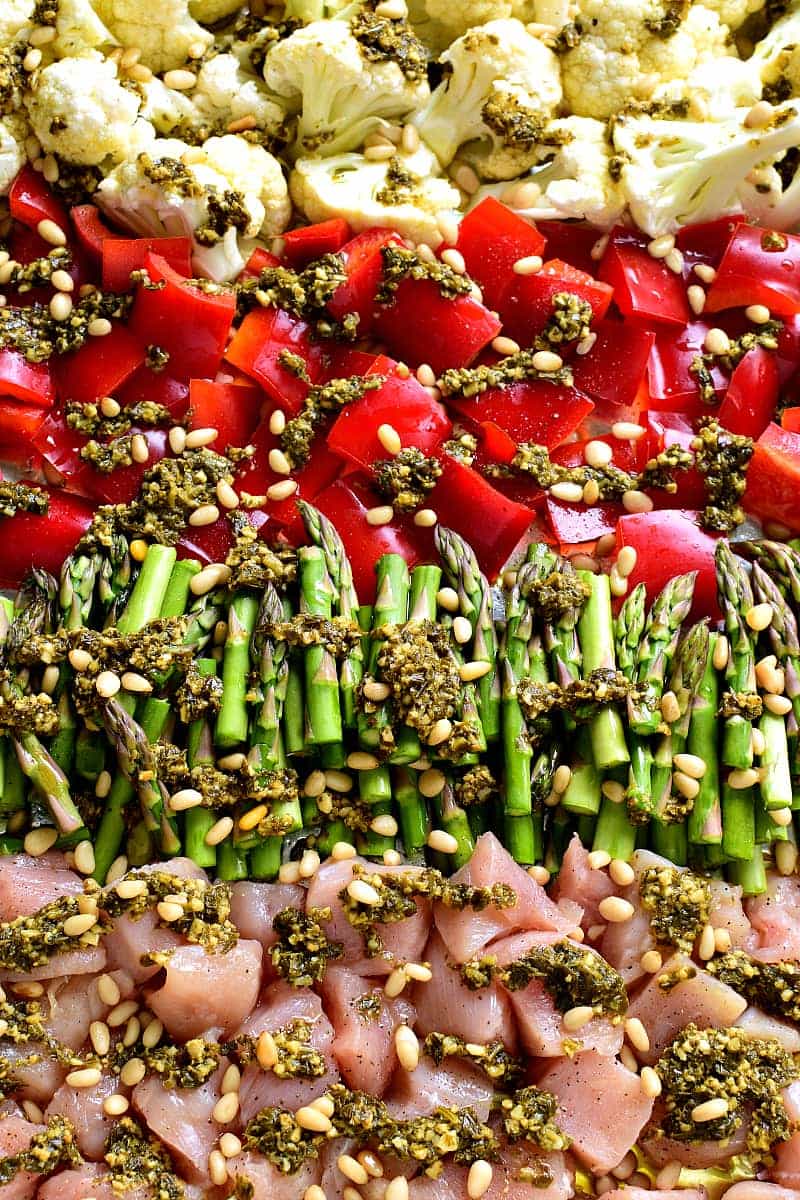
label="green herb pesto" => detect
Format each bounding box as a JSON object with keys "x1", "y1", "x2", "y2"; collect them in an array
[
  {"x1": 313, "y1": 787, "x2": 374, "y2": 831},
  {"x1": 535, "y1": 292, "x2": 594, "y2": 350},
  {"x1": 246, "y1": 254, "x2": 359, "y2": 339},
  {"x1": 225, "y1": 514, "x2": 297, "y2": 590},
  {"x1": 105, "y1": 1116, "x2": 184, "y2": 1200},
  {"x1": 374, "y1": 447, "x2": 443, "y2": 511},
  {"x1": 519, "y1": 567, "x2": 590, "y2": 622},
  {"x1": 354, "y1": 991, "x2": 383, "y2": 1022},
  {"x1": 272, "y1": 1020, "x2": 328, "y2": 1078},
  {"x1": 373, "y1": 618, "x2": 461, "y2": 744},
  {"x1": 271, "y1": 906, "x2": 343, "y2": 986},
  {"x1": 644, "y1": 0, "x2": 686, "y2": 37},
  {"x1": 174, "y1": 663, "x2": 224, "y2": 724},
  {"x1": 141, "y1": 155, "x2": 203, "y2": 198},
  {"x1": 110, "y1": 1036, "x2": 222, "y2": 1090},
  {"x1": 350, "y1": 4, "x2": 427, "y2": 79},
  {"x1": 454, "y1": 764, "x2": 499, "y2": 808},
  {"x1": 375, "y1": 157, "x2": 422, "y2": 206},
  {"x1": 460, "y1": 955, "x2": 499, "y2": 990},
  {"x1": 518, "y1": 669, "x2": 643, "y2": 731},
  {"x1": 655, "y1": 1025, "x2": 797, "y2": 1157},
  {"x1": 443, "y1": 432, "x2": 478, "y2": 466},
  {"x1": 481, "y1": 87, "x2": 547, "y2": 149},
  {"x1": 439, "y1": 350, "x2": 572, "y2": 399},
  {"x1": 0, "y1": 482, "x2": 49, "y2": 520},
  {"x1": 280, "y1": 374, "x2": 383, "y2": 467},
  {"x1": 277, "y1": 349, "x2": 311, "y2": 382},
  {"x1": 656, "y1": 962, "x2": 698, "y2": 992},
  {"x1": 718, "y1": 691, "x2": 764, "y2": 721},
  {"x1": 338, "y1": 863, "x2": 515, "y2": 957},
  {"x1": 3, "y1": 248, "x2": 72, "y2": 292},
  {"x1": 0, "y1": 1116, "x2": 81, "y2": 1185},
  {"x1": 0, "y1": 894, "x2": 104, "y2": 973},
  {"x1": 80, "y1": 435, "x2": 135, "y2": 474},
  {"x1": 502, "y1": 940, "x2": 628, "y2": 1017},
  {"x1": 243, "y1": 1107, "x2": 320, "y2": 1174},
  {"x1": 103, "y1": 871, "x2": 238, "y2": 954},
  {"x1": 708, "y1": 949, "x2": 800, "y2": 1024},
  {"x1": 691, "y1": 417, "x2": 754, "y2": 532},
  {"x1": 500, "y1": 1085, "x2": 571, "y2": 1150},
  {"x1": 423, "y1": 1031, "x2": 525, "y2": 1087},
  {"x1": 145, "y1": 344, "x2": 171, "y2": 372},
  {"x1": 639, "y1": 865, "x2": 711, "y2": 953},
  {"x1": 267, "y1": 614, "x2": 362, "y2": 657},
  {"x1": 0, "y1": 289, "x2": 132, "y2": 363},
  {"x1": 690, "y1": 321, "x2": 783, "y2": 404},
  {"x1": 195, "y1": 189, "x2": 252, "y2": 245},
  {"x1": 376, "y1": 245, "x2": 473, "y2": 306},
  {"x1": 0, "y1": 42, "x2": 25, "y2": 113},
  {"x1": 65, "y1": 399, "x2": 172, "y2": 439},
  {"x1": 502, "y1": 440, "x2": 692, "y2": 501}
]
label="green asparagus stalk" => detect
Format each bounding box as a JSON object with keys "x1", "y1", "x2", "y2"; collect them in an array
[
  {"x1": 577, "y1": 571, "x2": 629, "y2": 770},
  {"x1": 298, "y1": 546, "x2": 343, "y2": 748},
  {"x1": 250, "y1": 584, "x2": 289, "y2": 768},
  {"x1": 751, "y1": 561, "x2": 800, "y2": 775},
  {"x1": 687, "y1": 632, "x2": 722, "y2": 845},
  {"x1": 716, "y1": 542, "x2": 757, "y2": 770},
  {"x1": 501, "y1": 575, "x2": 534, "y2": 817},
  {"x1": 215, "y1": 593, "x2": 260, "y2": 749},
  {"x1": 393, "y1": 765, "x2": 429, "y2": 857},
  {"x1": 435, "y1": 777, "x2": 475, "y2": 868},
  {"x1": 184, "y1": 658, "x2": 218, "y2": 869},
  {"x1": 628, "y1": 572, "x2": 696, "y2": 734},
  {"x1": 359, "y1": 554, "x2": 410, "y2": 751}
]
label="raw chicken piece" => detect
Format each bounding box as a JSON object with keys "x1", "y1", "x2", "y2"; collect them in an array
[
  {"x1": 43, "y1": 973, "x2": 109, "y2": 1050},
  {"x1": 491, "y1": 931, "x2": 623, "y2": 1058},
  {"x1": 728, "y1": 1187, "x2": 799, "y2": 1200},
  {"x1": 386, "y1": 1055, "x2": 496, "y2": 1123},
  {"x1": 37, "y1": 1168, "x2": 151, "y2": 1200},
  {"x1": 413, "y1": 931, "x2": 517, "y2": 1048},
  {"x1": 0, "y1": 1115, "x2": 45, "y2": 1200},
  {"x1": 771, "y1": 1132, "x2": 800, "y2": 1190},
  {"x1": 626, "y1": 953, "x2": 746, "y2": 1064},
  {"x1": 640, "y1": 1104, "x2": 749, "y2": 1168},
  {"x1": 708, "y1": 879, "x2": 751, "y2": 948},
  {"x1": 540, "y1": 1051, "x2": 654, "y2": 1173},
  {"x1": 0, "y1": 947, "x2": 106, "y2": 984},
  {"x1": 747, "y1": 875, "x2": 800, "y2": 962},
  {"x1": 147, "y1": 938, "x2": 262, "y2": 1040},
  {"x1": 434, "y1": 833, "x2": 582, "y2": 963},
  {"x1": 551, "y1": 835, "x2": 616, "y2": 932},
  {"x1": 306, "y1": 858, "x2": 432, "y2": 975},
  {"x1": 229, "y1": 882, "x2": 306, "y2": 955},
  {"x1": 735, "y1": 1007, "x2": 800, "y2": 1053},
  {"x1": 133, "y1": 1064, "x2": 227, "y2": 1185},
  {"x1": 226, "y1": 1150, "x2": 321, "y2": 1200},
  {"x1": 605, "y1": 1191, "x2": 705, "y2": 1200},
  {"x1": 237, "y1": 980, "x2": 339, "y2": 1121},
  {"x1": 483, "y1": 1144, "x2": 574, "y2": 1200},
  {"x1": 0, "y1": 854, "x2": 82, "y2": 921},
  {"x1": 45, "y1": 1073, "x2": 120, "y2": 1159},
  {"x1": 321, "y1": 964, "x2": 415, "y2": 1095},
  {"x1": 2, "y1": 1043, "x2": 66, "y2": 1105}
]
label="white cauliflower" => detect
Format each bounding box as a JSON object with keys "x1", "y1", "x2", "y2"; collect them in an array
[
  {"x1": 53, "y1": 0, "x2": 116, "y2": 58},
  {"x1": 192, "y1": 54, "x2": 287, "y2": 137},
  {"x1": 264, "y1": 17, "x2": 429, "y2": 158},
  {"x1": 96, "y1": 134, "x2": 290, "y2": 281},
  {"x1": 419, "y1": 0, "x2": 512, "y2": 46},
  {"x1": 751, "y1": 2, "x2": 800, "y2": 101},
  {"x1": 653, "y1": 55, "x2": 763, "y2": 119},
  {"x1": 25, "y1": 54, "x2": 156, "y2": 166},
  {"x1": 93, "y1": 0, "x2": 213, "y2": 73},
  {"x1": 561, "y1": 0, "x2": 732, "y2": 119},
  {"x1": 0, "y1": 114, "x2": 26, "y2": 196},
  {"x1": 137, "y1": 77, "x2": 196, "y2": 134},
  {"x1": 291, "y1": 143, "x2": 462, "y2": 246},
  {"x1": 189, "y1": 0, "x2": 242, "y2": 22},
  {"x1": 474, "y1": 115, "x2": 624, "y2": 227},
  {"x1": 613, "y1": 101, "x2": 800, "y2": 235},
  {"x1": 700, "y1": 0, "x2": 764, "y2": 31},
  {"x1": 414, "y1": 19, "x2": 561, "y2": 170},
  {"x1": 0, "y1": 0, "x2": 33, "y2": 45}
]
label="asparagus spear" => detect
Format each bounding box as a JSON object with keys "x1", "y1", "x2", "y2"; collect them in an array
[
  {"x1": 298, "y1": 546, "x2": 343, "y2": 749},
  {"x1": 627, "y1": 572, "x2": 696, "y2": 735},
  {"x1": 501, "y1": 573, "x2": 534, "y2": 817},
  {"x1": 577, "y1": 571, "x2": 629, "y2": 770},
  {"x1": 716, "y1": 542, "x2": 757, "y2": 770},
  {"x1": 102, "y1": 697, "x2": 178, "y2": 856},
  {"x1": 650, "y1": 621, "x2": 709, "y2": 823},
  {"x1": 359, "y1": 554, "x2": 410, "y2": 752},
  {"x1": 751, "y1": 561, "x2": 800, "y2": 776},
  {"x1": 250, "y1": 584, "x2": 289, "y2": 769},
  {"x1": 215, "y1": 592, "x2": 260, "y2": 749},
  {"x1": 687, "y1": 632, "x2": 722, "y2": 845},
  {"x1": 184, "y1": 657, "x2": 218, "y2": 869}
]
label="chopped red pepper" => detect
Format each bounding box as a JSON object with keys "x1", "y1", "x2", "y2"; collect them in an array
[
  {"x1": 744, "y1": 421, "x2": 800, "y2": 534},
  {"x1": 282, "y1": 218, "x2": 351, "y2": 266},
  {"x1": 90, "y1": 430, "x2": 169, "y2": 506},
  {"x1": 570, "y1": 318, "x2": 655, "y2": 420},
  {"x1": 327, "y1": 370, "x2": 451, "y2": 473},
  {"x1": 0, "y1": 398, "x2": 47, "y2": 451},
  {"x1": 448, "y1": 378, "x2": 593, "y2": 450},
  {"x1": 116, "y1": 367, "x2": 189, "y2": 420},
  {"x1": 53, "y1": 324, "x2": 145, "y2": 405},
  {"x1": 372, "y1": 277, "x2": 501, "y2": 374},
  {"x1": 70, "y1": 204, "x2": 119, "y2": 260},
  {"x1": 705, "y1": 225, "x2": 800, "y2": 318},
  {"x1": 717, "y1": 346, "x2": 779, "y2": 440},
  {"x1": 102, "y1": 236, "x2": 192, "y2": 292},
  {"x1": 0, "y1": 489, "x2": 94, "y2": 588},
  {"x1": 535, "y1": 221, "x2": 600, "y2": 277},
  {"x1": 327, "y1": 228, "x2": 403, "y2": 334},
  {"x1": 225, "y1": 308, "x2": 320, "y2": 413},
  {"x1": 498, "y1": 258, "x2": 613, "y2": 347},
  {"x1": 599, "y1": 227, "x2": 689, "y2": 327},
  {"x1": 456, "y1": 197, "x2": 546, "y2": 312},
  {"x1": 9, "y1": 165, "x2": 69, "y2": 232},
  {"x1": 675, "y1": 216, "x2": 743, "y2": 269},
  {"x1": 426, "y1": 455, "x2": 533, "y2": 579},
  {"x1": 644, "y1": 411, "x2": 705, "y2": 510},
  {"x1": 188, "y1": 379, "x2": 264, "y2": 450},
  {"x1": 647, "y1": 319, "x2": 727, "y2": 413},
  {"x1": 616, "y1": 510, "x2": 721, "y2": 621}
]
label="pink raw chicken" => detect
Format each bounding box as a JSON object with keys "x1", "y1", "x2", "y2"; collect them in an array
[
  {"x1": 229, "y1": 882, "x2": 306, "y2": 955},
  {"x1": 640, "y1": 1105, "x2": 749, "y2": 1168},
  {"x1": 482, "y1": 1145, "x2": 573, "y2": 1200},
  {"x1": 729, "y1": 1187, "x2": 800, "y2": 1200},
  {"x1": 45, "y1": 1073, "x2": 119, "y2": 1159},
  {"x1": 0, "y1": 853, "x2": 82, "y2": 921},
  {"x1": 306, "y1": 857, "x2": 432, "y2": 975},
  {"x1": 735, "y1": 1006, "x2": 800, "y2": 1052},
  {"x1": 747, "y1": 874, "x2": 800, "y2": 961},
  {"x1": 226, "y1": 1151, "x2": 321, "y2": 1200},
  {"x1": 413, "y1": 930, "x2": 517, "y2": 1047},
  {"x1": 147, "y1": 937, "x2": 262, "y2": 1040},
  {"x1": 490, "y1": 931, "x2": 623, "y2": 1058},
  {"x1": 708, "y1": 879, "x2": 751, "y2": 948},
  {"x1": 771, "y1": 1133, "x2": 800, "y2": 1190},
  {"x1": 0, "y1": 946, "x2": 107, "y2": 984},
  {"x1": 37, "y1": 1167, "x2": 152, "y2": 1200},
  {"x1": 434, "y1": 833, "x2": 582, "y2": 963},
  {"x1": 321, "y1": 964, "x2": 415, "y2": 1094},
  {"x1": 386, "y1": 1056, "x2": 496, "y2": 1124},
  {"x1": 237, "y1": 979, "x2": 339, "y2": 1121},
  {"x1": 625, "y1": 953, "x2": 746, "y2": 1064},
  {"x1": 132, "y1": 1063, "x2": 227, "y2": 1185},
  {"x1": 540, "y1": 1050, "x2": 654, "y2": 1174},
  {"x1": 605, "y1": 1191, "x2": 706, "y2": 1200},
  {"x1": 551, "y1": 835, "x2": 616, "y2": 933},
  {"x1": 0, "y1": 1115, "x2": 45, "y2": 1200}
]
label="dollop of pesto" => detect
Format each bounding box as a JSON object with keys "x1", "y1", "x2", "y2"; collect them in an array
[
  {"x1": 376, "y1": 245, "x2": 473, "y2": 306},
  {"x1": 0, "y1": 1116, "x2": 81, "y2": 1186},
  {"x1": 691, "y1": 417, "x2": 754, "y2": 533},
  {"x1": 424, "y1": 1031, "x2": 525, "y2": 1087},
  {"x1": 374, "y1": 447, "x2": 442, "y2": 512},
  {"x1": 707, "y1": 949, "x2": 800, "y2": 1024},
  {"x1": 271, "y1": 906, "x2": 343, "y2": 987},
  {"x1": 501, "y1": 940, "x2": 628, "y2": 1018},
  {"x1": 500, "y1": 1085, "x2": 572, "y2": 1151},
  {"x1": 224, "y1": 514, "x2": 297, "y2": 591},
  {"x1": 639, "y1": 865, "x2": 711, "y2": 954},
  {"x1": 104, "y1": 1116, "x2": 184, "y2": 1200}
]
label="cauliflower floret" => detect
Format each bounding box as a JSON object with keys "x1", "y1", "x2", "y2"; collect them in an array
[
  {"x1": 474, "y1": 114, "x2": 624, "y2": 227},
  {"x1": 96, "y1": 134, "x2": 290, "y2": 282},
  {"x1": 189, "y1": 0, "x2": 242, "y2": 22},
  {"x1": 420, "y1": 0, "x2": 512, "y2": 45},
  {"x1": 264, "y1": 17, "x2": 429, "y2": 158},
  {"x1": 192, "y1": 54, "x2": 287, "y2": 137},
  {"x1": 562, "y1": 0, "x2": 732, "y2": 120},
  {"x1": 93, "y1": 0, "x2": 213, "y2": 73},
  {"x1": 612, "y1": 101, "x2": 800, "y2": 235},
  {"x1": 25, "y1": 54, "x2": 156, "y2": 166},
  {"x1": 291, "y1": 143, "x2": 462, "y2": 246},
  {"x1": 414, "y1": 19, "x2": 561, "y2": 169},
  {"x1": 700, "y1": 0, "x2": 764, "y2": 31},
  {"x1": 0, "y1": 113, "x2": 26, "y2": 196},
  {"x1": 0, "y1": 0, "x2": 33, "y2": 45},
  {"x1": 652, "y1": 55, "x2": 763, "y2": 119},
  {"x1": 53, "y1": 0, "x2": 116, "y2": 58},
  {"x1": 137, "y1": 77, "x2": 196, "y2": 134},
  {"x1": 752, "y1": 3, "x2": 800, "y2": 101}
]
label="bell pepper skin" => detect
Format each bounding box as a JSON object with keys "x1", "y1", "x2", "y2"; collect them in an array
[
  {"x1": 744, "y1": 422, "x2": 800, "y2": 534},
  {"x1": 327, "y1": 371, "x2": 451, "y2": 472},
  {"x1": 717, "y1": 346, "x2": 780, "y2": 440},
  {"x1": 456, "y1": 197, "x2": 546, "y2": 311},
  {"x1": 616, "y1": 510, "x2": 721, "y2": 621},
  {"x1": 706, "y1": 224, "x2": 800, "y2": 317},
  {"x1": 53, "y1": 325, "x2": 145, "y2": 405},
  {"x1": 0, "y1": 489, "x2": 94, "y2": 587},
  {"x1": 570, "y1": 318, "x2": 655, "y2": 418},
  {"x1": 102, "y1": 236, "x2": 192, "y2": 292},
  {"x1": 448, "y1": 378, "x2": 593, "y2": 450},
  {"x1": 188, "y1": 380, "x2": 264, "y2": 450},
  {"x1": 675, "y1": 216, "x2": 743, "y2": 269},
  {"x1": 0, "y1": 398, "x2": 47, "y2": 450},
  {"x1": 372, "y1": 279, "x2": 501, "y2": 374},
  {"x1": 599, "y1": 227, "x2": 689, "y2": 327},
  {"x1": 534, "y1": 220, "x2": 600, "y2": 276},
  {"x1": 282, "y1": 218, "x2": 351, "y2": 266},
  {"x1": 648, "y1": 319, "x2": 728, "y2": 413},
  {"x1": 499, "y1": 259, "x2": 613, "y2": 346},
  {"x1": 327, "y1": 228, "x2": 403, "y2": 334},
  {"x1": 225, "y1": 308, "x2": 320, "y2": 413},
  {"x1": 70, "y1": 204, "x2": 118, "y2": 260},
  {"x1": 9, "y1": 165, "x2": 70, "y2": 232},
  {"x1": 0, "y1": 350, "x2": 55, "y2": 407}
]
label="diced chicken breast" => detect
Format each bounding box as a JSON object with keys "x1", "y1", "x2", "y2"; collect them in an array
[
  {"x1": 540, "y1": 1051, "x2": 654, "y2": 1173},
  {"x1": 229, "y1": 882, "x2": 306, "y2": 954},
  {"x1": 37, "y1": 1168, "x2": 153, "y2": 1200},
  {"x1": 413, "y1": 930, "x2": 517, "y2": 1048},
  {"x1": 483, "y1": 1145, "x2": 574, "y2": 1200},
  {"x1": 45, "y1": 1073, "x2": 119, "y2": 1160},
  {"x1": 771, "y1": 1132, "x2": 800, "y2": 1190},
  {"x1": 321, "y1": 964, "x2": 415, "y2": 1095},
  {"x1": 133, "y1": 1064, "x2": 226, "y2": 1185},
  {"x1": 747, "y1": 875, "x2": 800, "y2": 962},
  {"x1": 0, "y1": 1115, "x2": 45, "y2": 1200},
  {"x1": 0, "y1": 947, "x2": 107, "y2": 984},
  {"x1": 0, "y1": 854, "x2": 82, "y2": 921},
  {"x1": 226, "y1": 1150, "x2": 321, "y2": 1200},
  {"x1": 708, "y1": 879, "x2": 751, "y2": 948},
  {"x1": 386, "y1": 1056, "x2": 496, "y2": 1123},
  {"x1": 147, "y1": 938, "x2": 262, "y2": 1040},
  {"x1": 640, "y1": 1103, "x2": 749, "y2": 1168},
  {"x1": 551, "y1": 835, "x2": 616, "y2": 932},
  {"x1": 735, "y1": 1007, "x2": 800, "y2": 1053}
]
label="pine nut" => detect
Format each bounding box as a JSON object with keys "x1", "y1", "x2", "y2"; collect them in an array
[
  {"x1": 550, "y1": 481, "x2": 584, "y2": 503},
  {"x1": 370, "y1": 814, "x2": 398, "y2": 837},
  {"x1": 95, "y1": 670, "x2": 120, "y2": 698},
  {"x1": 612, "y1": 422, "x2": 646, "y2": 441},
  {"x1": 746, "y1": 602, "x2": 773, "y2": 631},
  {"x1": 63, "y1": 912, "x2": 98, "y2": 937},
  {"x1": 325, "y1": 769, "x2": 353, "y2": 793},
  {"x1": 673, "y1": 771, "x2": 700, "y2": 801},
  {"x1": 384, "y1": 967, "x2": 408, "y2": 997},
  {"x1": 512, "y1": 255, "x2": 542, "y2": 275},
  {"x1": 746, "y1": 303, "x2": 771, "y2": 324},
  {"x1": 714, "y1": 927, "x2": 732, "y2": 953},
  {"x1": 625, "y1": 1017, "x2": 649, "y2": 1053},
  {"x1": 130, "y1": 433, "x2": 149, "y2": 464},
  {"x1": 441, "y1": 249, "x2": 466, "y2": 275},
  {"x1": 395, "y1": 1025, "x2": 419, "y2": 1071},
  {"x1": 190, "y1": 564, "x2": 231, "y2": 595},
  {"x1": 647, "y1": 234, "x2": 675, "y2": 259},
  {"x1": 609, "y1": 859, "x2": 635, "y2": 886},
  {"x1": 346, "y1": 751, "x2": 380, "y2": 771},
  {"x1": 205, "y1": 817, "x2": 234, "y2": 846},
  {"x1": 587, "y1": 850, "x2": 611, "y2": 869},
  {"x1": 687, "y1": 284, "x2": 706, "y2": 315},
  {"x1": 347, "y1": 880, "x2": 381, "y2": 905},
  {"x1": 216, "y1": 479, "x2": 239, "y2": 510},
  {"x1": 698, "y1": 923, "x2": 716, "y2": 961},
  {"x1": 142, "y1": 1018, "x2": 164, "y2": 1048},
  {"x1": 219, "y1": 1133, "x2": 242, "y2": 1158},
  {"x1": 363, "y1": 681, "x2": 391, "y2": 702},
  {"x1": 419, "y1": 768, "x2": 446, "y2": 797},
  {"x1": 104, "y1": 1093, "x2": 130, "y2": 1116},
  {"x1": 672, "y1": 752, "x2": 706, "y2": 779},
  {"x1": 427, "y1": 718, "x2": 452, "y2": 746},
  {"x1": 585, "y1": 440, "x2": 613, "y2": 468},
  {"x1": 185, "y1": 427, "x2": 218, "y2": 449},
  {"x1": 598, "y1": 896, "x2": 635, "y2": 923},
  {"x1": 37, "y1": 218, "x2": 67, "y2": 246},
  {"x1": 386, "y1": 1178, "x2": 409, "y2": 1200},
  {"x1": 377, "y1": 423, "x2": 402, "y2": 455},
  {"x1": 115, "y1": 879, "x2": 146, "y2": 900},
  {"x1": 107, "y1": 999, "x2": 139, "y2": 1027},
  {"x1": 453, "y1": 616, "x2": 472, "y2": 643},
  {"x1": 88, "y1": 317, "x2": 112, "y2": 337},
  {"x1": 694, "y1": 263, "x2": 716, "y2": 283},
  {"x1": 601, "y1": 780, "x2": 626, "y2": 804},
  {"x1": 366, "y1": 505, "x2": 394, "y2": 526},
  {"x1": 296, "y1": 1105, "x2": 332, "y2": 1132},
  {"x1": 641, "y1": 949, "x2": 662, "y2": 973},
  {"x1": 692, "y1": 1098, "x2": 729, "y2": 1123},
  {"x1": 414, "y1": 509, "x2": 437, "y2": 527},
  {"x1": 640, "y1": 1066, "x2": 662, "y2": 1098},
  {"x1": 460, "y1": 660, "x2": 491, "y2": 682},
  {"x1": 727, "y1": 767, "x2": 760, "y2": 789},
  {"x1": 532, "y1": 350, "x2": 563, "y2": 372},
  {"x1": 468, "y1": 1160, "x2": 493, "y2": 1200},
  {"x1": 170, "y1": 788, "x2": 203, "y2": 812},
  {"x1": 405, "y1": 962, "x2": 432, "y2": 982},
  {"x1": 163, "y1": 68, "x2": 197, "y2": 89},
  {"x1": 213, "y1": 1092, "x2": 239, "y2": 1124},
  {"x1": 744, "y1": 99, "x2": 774, "y2": 128},
  {"x1": 50, "y1": 292, "x2": 73, "y2": 322},
  {"x1": 222, "y1": 1063, "x2": 241, "y2": 1094},
  {"x1": 713, "y1": 635, "x2": 729, "y2": 671},
  {"x1": 776, "y1": 841, "x2": 798, "y2": 875},
  {"x1": 73, "y1": 841, "x2": 95, "y2": 875},
  {"x1": 764, "y1": 694, "x2": 792, "y2": 715},
  {"x1": 332, "y1": 841, "x2": 357, "y2": 861},
  {"x1": 562, "y1": 1005, "x2": 594, "y2": 1032},
  {"x1": 257, "y1": 1030, "x2": 278, "y2": 1069},
  {"x1": 189, "y1": 503, "x2": 220, "y2": 527},
  {"x1": 66, "y1": 1067, "x2": 102, "y2": 1088},
  {"x1": 772, "y1": 807, "x2": 793, "y2": 827},
  {"x1": 90, "y1": 1020, "x2": 111, "y2": 1056},
  {"x1": 492, "y1": 335, "x2": 520, "y2": 356},
  {"x1": 616, "y1": 546, "x2": 637, "y2": 578},
  {"x1": 622, "y1": 490, "x2": 654, "y2": 513},
  {"x1": 704, "y1": 327, "x2": 731, "y2": 355},
  {"x1": 427, "y1": 828, "x2": 458, "y2": 854},
  {"x1": 24, "y1": 827, "x2": 58, "y2": 857},
  {"x1": 661, "y1": 691, "x2": 681, "y2": 723}
]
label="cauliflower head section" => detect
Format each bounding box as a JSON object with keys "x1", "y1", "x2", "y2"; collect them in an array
[
  {"x1": 612, "y1": 100, "x2": 800, "y2": 235},
  {"x1": 0, "y1": 0, "x2": 33, "y2": 46},
  {"x1": 191, "y1": 53, "x2": 287, "y2": 139},
  {"x1": 264, "y1": 15, "x2": 429, "y2": 158},
  {"x1": 95, "y1": 134, "x2": 290, "y2": 282},
  {"x1": 53, "y1": 0, "x2": 116, "y2": 59},
  {"x1": 25, "y1": 54, "x2": 155, "y2": 166},
  {"x1": 93, "y1": 0, "x2": 213, "y2": 73},
  {"x1": 291, "y1": 142, "x2": 462, "y2": 245},
  {"x1": 561, "y1": 0, "x2": 732, "y2": 120},
  {"x1": 415, "y1": 19, "x2": 561, "y2": 170},
  {"x1": 752, "y1": 2, "x2": 800, "y2": 103},
  {"x1": 0, "y1": 113, "x2": 26, "y2": 196}
]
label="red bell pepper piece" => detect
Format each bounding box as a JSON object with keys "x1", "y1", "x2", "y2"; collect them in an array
[
  {"x1": 32, "y1": 412, "x2": 104, "y2": 498},
  {"x1": 648, "y1": 319, "x2": 727, "y2": 413},
  {"x1": 717, "y1": 346, "x2": 779, "y2": 440},
  {"x1": 240, "y1": 247, "x2": 281, "y2": 278},
  {"x1": 675, "y1": 216, "x2": 743, "y2": 269},
  {"x1": 282, "y1": 219, "x2": 351, "y2": 267},
  {"x1": 448, "y1": 378, "x2": 593, "y2": 450},
  {"x1": 705, "y1": 225, "x2": 800, "y2": 318},
  {"x1": 644, "y1": 411, "x2": 705, "y2": 510},
  {"x1": 53, "y1": 324, "x2": 145, "y2": 404},
  {"x1": 782, "y1": 407, "x2": 800, "y2": 433},
  {"x1": 90, "y1": 430, "x2": 168, "y2": 505},
  {"x1": 327, "y1": 371, "x2": 451, "y2": 472},
  {"x1": 313, "y1": 477, "x2": 431, "y2": 602},
  {"x1": 116, "y1": 367, "x2": 189, "y2": 419},
  {"x1": 0, "y1": 488, "x2": 94, "y2": 587},
  {"x1": 499, "y1": 258, "x2": 613, "y2": 347},
  {"x1": 456, "y1": 197, "x2": 546, "y2": 312},
  {"x1": 129, "y1": 252, "x2": 235, "y2": 382},
  {"x1": 372, "y1": 277, "x2": 501, "y2": 374},
  {"x1": 570, "y1": 318, "x2": 655, "y2": 418},
  {"x1": 102, "y1": 236, "x2": 192, "y2": 292},
  {"x1": 744, "y1": 422, "x2": 800, "y2": 534},
  {"x1": 178, "y1": 510, "x2": 269, "y2": 566},
  {"x1": 188, "y1": 379, "x2": 264, "y2": 450},
  {"x1": 234, "y1": 411, "x2": 342, "y2": 531},
  {"x1": 598, "y1": 227, "x2": 689, "y2": 327},
  {"x1": 327, "y1": 228, "x2": 403, "y2": 334},
  {"x1": 545, "y1": 497, "x2": 622, "y2": 544},
  {"x1": 615, "y1": 510, "x2": 721, "y2": 621},
  {"x1": 0, "y1": 397, "x2": 47, "y2": 449},
  {"x1": 427, "y1": 456, "x2": 533, "y2": 579},
  {"x1": 535, "y1": 221, "x2": 600, "y2": 277},
  {"x1": 225, "y1": 308, "x2": 322, "y2": 413},
  {"x1": 0, "y1": 350, "x2": 55, "y2": 408},
  {"x1": 70, "y1": 204, "x2": 119, "y2": 260},
  {"x1": 9, "y1": 165, "x2": 69, "y2": 232}
]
